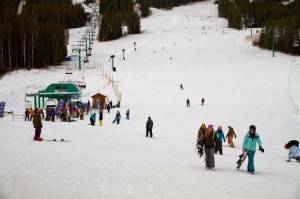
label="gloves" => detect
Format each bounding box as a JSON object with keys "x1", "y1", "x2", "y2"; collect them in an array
[{"x1": 259, "y1": 146, "x2": 264, "y2": 153}]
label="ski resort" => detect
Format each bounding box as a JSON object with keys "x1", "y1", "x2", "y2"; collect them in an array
[{"x1": 0, "y1": 0, "x2": 300, "y2": 199}]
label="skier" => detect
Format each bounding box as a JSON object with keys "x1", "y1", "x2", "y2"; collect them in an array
[
  {"x1": 32, "y1": 108, "x2": 43, "y2": 141},
  {"x1": 146, "y1": 116, "x2": 153, "y2": 138},
  {"x1": 90, "y1": 112, "x2": 96, "y2": 126},
  {"x1": 99, "y1": 108, "x2": 103, "y2": 126},
  {"x1": 186, "y1": 98, "x2": 190, "y2": 107},
  {"x1": 242, "y1": 125, "x2": 264, "y2": 174},
  {"x1": 202, "y1": 125, "x2": 216, "y2": 169},
  {"x1": 113, "y1": 111, "x2": 121, "y2": 124},
  {"x1": 226, "y1": 126, "x2": 237, "y2": 147},
  {"x1": 215, "y1": 126, "x2": 226, "y2": 155},
  {"x1": 180, "y1": 84, "x2": 183, "y2": 90},
  {"x1": 107, "y1": 103, "x2": 111, "y2": 113},
  {"x1": 284, "y1": 140, "x2": 300, "y2": 162},
  {"x1": 25, "y1": 108, "x2": 30, "y2": 121},
  {"x1": 196, "y1": 123, "x2": 206, "y2": 157},
  {"x1": 201, "y1": 98, "x2": 205, "y2": 106},
  {"x1": 50, "y1": 108, "x2": 56, "y2": 122},
  {"x1": 126, "y1": 109, "x2": 130, "y2": 120}
]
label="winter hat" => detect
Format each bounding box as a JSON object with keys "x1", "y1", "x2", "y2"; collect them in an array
[
  {"x1": 208, "y1": 124, "x2": 213, "y2": 128},
  {"x1": 284, "y1": 144, "x2": 289, "y2": 150},
  {"x1": 201, "y1": 123, "x2": 206, "y2": 128},
  {"x1": 218, "y1": 126, "x2": 222, "y2": 130},
  {"x1": 249, "y1": 125, "x2": 256, "y2": 132}
]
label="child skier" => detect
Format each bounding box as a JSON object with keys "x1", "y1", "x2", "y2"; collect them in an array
[
  {"x1": 90, "y1": 113, "x2": 96, "y2": 126},
  {"x1": 32, "y1": 108, "x2": 43, "y2": 141},
  {"x1": 242, "y1": 125, "x2": 264, "y2": 174},
  {"x1": 284, "y1": 140, "x2": 300, "y2": 162},
  {"x1": 226, "y1": 126, "x2": 237, "y2": 147},
  {"x1": 215, "y1": 126, "x2": 226, "y2": 155}
]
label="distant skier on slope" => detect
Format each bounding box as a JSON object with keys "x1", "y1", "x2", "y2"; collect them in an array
[
  {"x1": 146, "y1": 117, "x2": 153, "y2": 138},
  {"x1": 226, "y1": 126, "x2": 237, "y2": 147},
  {"x1": 126, "y1": 109, "x2": 130, "y2": 120},
  {"x1": 201, "y1": 98, "x2": 205, "y2": 106},
  {"x1": 284, "y1": 140, "x2": 300, "y2": 162},
  {"x1": 186, "y1": 98, "x2": 190, "y2": 107},
  {"x1": 180, "y1": 84, "x2": 183, "y2": 90},
  {"x1": 242, "y1": 125, "x2": 264, "y2": 174}
]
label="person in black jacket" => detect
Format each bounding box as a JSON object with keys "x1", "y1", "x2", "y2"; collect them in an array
[{"x1": 146, "y1": 117, "x2": 153, "y2": 138}]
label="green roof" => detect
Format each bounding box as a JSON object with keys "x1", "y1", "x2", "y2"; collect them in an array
[{"x1": 38, "y1": 83, "x2": 81, "y2": 99}]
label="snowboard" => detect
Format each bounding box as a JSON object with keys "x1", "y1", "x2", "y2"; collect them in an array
[
  {"x1": 236, "y1": 153, "x2": 247, "y2": 169},
  {"x1": 45, "y1": 138, "x2": 70, "y2": 142}
]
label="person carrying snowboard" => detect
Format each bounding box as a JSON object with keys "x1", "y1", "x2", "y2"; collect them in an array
[
  {"x1": 113, "y1": 111, "x2": 121, "y2": 124},
  {"x1": 32, "y1": 108, "x2": 43, "y2": 141},
  {"x1": 146, "y1": 117, "x2": 153, "y2": 138},
  {"x1": 196, "y1": 123, "x2": 206, "y2": 157},
  {"x1": 242, "y1": 125, "x2": 264, "y2": 174},
  {"x1": 284, "y1": 140, "x2": 300, "y2": 162},
  {"x1": 215, "y1": 126, "x2": 226, "y2": 155},
  {"x1": 226, "y1": 126, "x2": 237, "y2": 147},
  {"x1": 90, "y1": 112, "x2": 96, "y2": 126}
]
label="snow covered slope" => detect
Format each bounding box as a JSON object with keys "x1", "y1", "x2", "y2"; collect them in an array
[{"x1": 0, "y1": 1, "x2": 300, "y2": 199}]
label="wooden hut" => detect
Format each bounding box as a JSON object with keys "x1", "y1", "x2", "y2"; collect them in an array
[{"x1": 91, "y1": 93, "x2": 108, "y2": 109}]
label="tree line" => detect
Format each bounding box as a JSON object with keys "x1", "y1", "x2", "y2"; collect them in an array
[
  {"x1": 218, "y1": 0, "x2": 300, "y2": 55},
  {"x1": 0, "y1": 0, "x2": 87, "y2": 75},
  {"x1": 99, "y1": 0, "x2": 206, "y2": 41}
]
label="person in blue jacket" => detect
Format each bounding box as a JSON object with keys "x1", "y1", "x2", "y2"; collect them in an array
[
  {"x1": 215, "y1": 126, "x2": 226, "y2": 155},
  {"x1": 90, "y1": 112, "x2": 96, "y2": 126},
  {"x1": 242, "y1": 125, "x2": 264, "y2": 174}
]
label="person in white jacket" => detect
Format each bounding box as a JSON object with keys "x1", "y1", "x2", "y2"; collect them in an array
[{"x1": 284, "y1": 140, "x2": 300, "y2": 162}]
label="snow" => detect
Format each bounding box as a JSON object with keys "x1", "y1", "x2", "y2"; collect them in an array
[{"x1": 1, "y1": 1, "x2": 300, "y2": 199}]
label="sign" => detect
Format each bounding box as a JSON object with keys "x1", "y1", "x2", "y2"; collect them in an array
[{"x1": 0, "y1": 102, "x2": 6, "y2": 117}]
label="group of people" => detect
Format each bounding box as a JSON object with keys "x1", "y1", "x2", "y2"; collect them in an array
[
  {"x1": 180, "y1": 84, "x2": 205, "y2": 107},
  {"x1": 197, "y1": 124, "x2": 264, "y2": 173},
  {"x1": 89, "y1": 108, "x2": 130, "y2": 126}
]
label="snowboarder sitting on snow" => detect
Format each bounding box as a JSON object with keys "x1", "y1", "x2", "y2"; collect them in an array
[
  {"x1": 90, "y1": 112, "x2": 96, "y2": 126},
  {"x1": 215, "y1": 126, "x2": 226, "y2": 155},
  {"x1": 226, "y1": 126, "x2": 237, "y2": 148},
  {"x1": 146, "y1": 116, "x2": 154, "y2": 138},
  {"x1": 284, "y1": 140, "x2": 300, "y2": 162},
  {"x1": 32, "y1": 108, "x2": 43, "y2": 141},
  {"x1": 242, "y1": 125, "x2": 264, "y2": 174}
]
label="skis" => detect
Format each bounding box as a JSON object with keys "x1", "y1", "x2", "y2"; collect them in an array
[
  {"x1": 45, "y1": 138, "x2": 70, "y2": 142},
  {"x1": 236, "y1": 153, "x2": 247, "y2": 169}
]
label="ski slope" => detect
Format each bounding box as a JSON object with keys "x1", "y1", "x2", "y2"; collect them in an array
[{"x1": 0, "y1": 1, "x2": 300, "y2": 199}]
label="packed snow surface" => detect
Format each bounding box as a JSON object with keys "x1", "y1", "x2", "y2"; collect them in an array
[{"x1": 1, "y1": 1, "x2": 300, "y2": 199}]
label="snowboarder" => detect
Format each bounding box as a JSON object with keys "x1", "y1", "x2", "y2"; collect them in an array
[
  {"x1": 32, "y1": 108, "x2": 43, "y2": 141},
  {"x1": 90, "y1": 112, "x2": 96, "y2": 126},
  {"x1": 180, "y1": 84, "x2": 183, "y2": 90},
  {"x1": 202, "y1": 125, "x2": 216, "y2": 169},
  {"x1": 242, "y1": 125, "x2": 264, "y2": 174},
  {"x1": 215, "y1": 126, "x2": 226, "y2": 155},
  {"x1": 25, "y1": 108, "x2": 30, "y2": 121},
  {"x1": 186, "y1": 98, "x2": 190, "y2": 107},
  {"x1": 126, "y1": 109, "x2": 130, "y2": 120},
  {"x1": 146, "y1": 116, "x2": 153, "y2": 138},
  {"x1": 201, "y1": 98, "x2": 205, "y2": 106},
  {"x1": 99, "y1": 108, "x2": 103, "y2": 126},
  {"x1": 226, "y1": 126, "x2": 237, "y2": 147},
  {"x1": 196, "y1": 123, "x2": 206, "y2": 157},
  {"x1": 284, "y1": 140, "x2": 300, "y2": 162},
  {"x1": 113, "y1": 111, "x2": 121, "y2": 124}
]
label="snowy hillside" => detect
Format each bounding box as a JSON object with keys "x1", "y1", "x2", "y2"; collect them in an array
[{"x1": 0, "y1": 1, "x2": 300, "y2": 199}]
